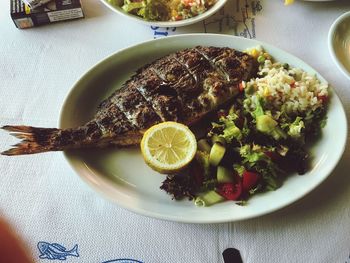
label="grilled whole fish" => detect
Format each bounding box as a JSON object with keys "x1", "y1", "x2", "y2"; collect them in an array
[{"x1": 1, "y1": 46, "x2": 258, "y2": 155}]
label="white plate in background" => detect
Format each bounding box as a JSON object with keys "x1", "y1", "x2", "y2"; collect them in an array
[
  {"x1": 328, "y1": 11, "x2": 350, "y2": 80},
  {"x1": 99, "y1": 0, "x2": 227, "y2": 27}
]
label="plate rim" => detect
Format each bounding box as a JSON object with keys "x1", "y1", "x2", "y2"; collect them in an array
[
  {"x1": 59, "y1": 33, "x2": 348, "y2": 223},
  {"x1": 328, "y1": 11, "x2": 350, "y2": 80}
]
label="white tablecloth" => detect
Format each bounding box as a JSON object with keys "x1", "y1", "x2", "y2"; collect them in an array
[{"x1": 1, "y1": 0, "x2": 350, "y2": 262}]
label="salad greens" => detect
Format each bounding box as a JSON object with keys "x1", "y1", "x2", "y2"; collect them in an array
[
  {"x1": 160, "y1": 51, "x2": 328, "y2": 207},
  {"x1": 109, "y1": 0, "x2": 218, "y2": 22},
  {"x1": 161, "y1": 92, "x2": 326, "y2": 205},
  {"x1": 121, "y1": 0, "x2": 170, "y2": 21}
]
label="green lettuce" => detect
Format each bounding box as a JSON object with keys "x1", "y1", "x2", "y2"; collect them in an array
[
  {"x1": 238, "y1": 144, "x2": 282, "y2": 190},
  {"x1": 287, "y1": 116, "x2": 305, "y2": 138},
  {"x1": 121, "y1": 0, "x2": 169, "y2": 21},
  {"x1": 253, "y1": 97, "x2": 287, "y2": 140}
]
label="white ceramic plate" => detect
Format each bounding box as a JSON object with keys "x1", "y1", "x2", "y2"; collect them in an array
[
  {"x1": 60, "y1": 34, "x2": 347, "y2": 223},
  {"x1": 99, "y1": 0, "x2": 227, "y2": 27},
  {"x1": 328, "y1": 11, "x2": 350, "y2": 80}
]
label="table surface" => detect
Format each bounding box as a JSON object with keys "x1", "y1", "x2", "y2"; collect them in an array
[{"x1": 1, "y1": 0, "x2": 350, "y2": 262}]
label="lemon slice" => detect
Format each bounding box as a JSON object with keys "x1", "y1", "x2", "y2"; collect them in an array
[{"x1": 141, "y1": 122, "x2": 197, "y2": 174}]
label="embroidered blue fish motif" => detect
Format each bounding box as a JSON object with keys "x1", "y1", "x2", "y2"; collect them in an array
[
  {"x1": 102, "y1": 259, "x2": 143, "y2": 263},
  {"x1": 37, "y1": 241, "x2": 79, "y2": 260}
]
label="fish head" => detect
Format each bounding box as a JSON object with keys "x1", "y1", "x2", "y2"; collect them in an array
[{"x1": 37, "y1": 242, "x2": 49, "y2": 253}]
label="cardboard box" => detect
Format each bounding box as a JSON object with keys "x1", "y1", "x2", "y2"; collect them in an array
[{"x1": 10, "y1": 0, "x2": 84, "y2": 29}]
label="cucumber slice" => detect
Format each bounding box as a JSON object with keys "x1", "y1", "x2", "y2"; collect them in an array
[
  {"x1": 194, "y1": 190, "x2": 225, "y2": 207},
  {"x1": 209, "y1": 143, "x2": 226, "y2": 166},
  {"x1": 211, "y1": 134, "x2": 226, "y2": 146},
  {"x1": 217, "y1": 166, "x2": 233, "y2": 183},
  {"x1": 197, "y1": 139, "x2": 211, "y2": 153}
]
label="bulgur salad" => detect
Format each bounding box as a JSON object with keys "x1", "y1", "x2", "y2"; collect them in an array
[
  {"x1": 161, "y1": 47, "x2": 329, "y2": 207},
  {"x1": 108, "y1": 0, "x2": 218, "y2": 21}
]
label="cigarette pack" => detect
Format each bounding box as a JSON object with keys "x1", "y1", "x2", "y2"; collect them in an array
[
  {"x1": 21, "y1": 0, "x2": 52, "y2": 9},
  {"x1": 10, "y1": 0, "x2": 84, "y2": 29}
]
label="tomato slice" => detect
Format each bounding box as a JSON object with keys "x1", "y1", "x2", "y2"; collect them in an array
[
  {"x1": 317, "y1": 95, "x2": 328, "y2": 104},
  {"x1": 242, "y1": 171, "x2": 260, "y2": 192},
  {"x1": 239, "y1": 82, "x2": 244, "y2": 92},
  {"x1": 216, "y1": 182, "x2": 242, "y2": 200}
]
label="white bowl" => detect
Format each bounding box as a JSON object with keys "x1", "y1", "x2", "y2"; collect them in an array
[
  {"x1": 328, "y1": 11, "x2": 350, "y2": 80},
  {"x1": 99, "y1": 0, "x2": 227, "y2": 27}
]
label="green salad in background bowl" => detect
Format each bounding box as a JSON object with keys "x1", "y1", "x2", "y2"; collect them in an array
[{"x1": 102, "y1": 0, "x2": 227, "y2": 27}]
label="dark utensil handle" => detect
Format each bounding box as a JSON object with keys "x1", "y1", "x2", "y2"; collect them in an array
[{"x1": 222, "y1": 248, "x2": 243, "y2": 263}]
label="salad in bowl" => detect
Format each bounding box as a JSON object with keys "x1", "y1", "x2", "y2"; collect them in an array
[
  {"x1": 120, "y1": 0, "x2": 218, "y2": 21},
  {"x1": 104, "y1": 0, "x2": 227, "y2": 27}
]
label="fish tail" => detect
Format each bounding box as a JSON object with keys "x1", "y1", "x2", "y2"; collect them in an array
[
  {"x1": 1, "y1": 120, "x2": 137, "y2": 155},
  {"x1": 1, "y1": 125, "x2": 67, "y2": 155},
  {"x1": 69, "y1": 244, "x2": 79, "y2": 257}
]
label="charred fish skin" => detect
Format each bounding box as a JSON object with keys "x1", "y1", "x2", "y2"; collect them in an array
[
  {"x1": 1, "y1": 46, "x2": 258, "y2": 155},
  {"x1": 98, "y1": 46, "x2": 257, "y2": 126}
]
